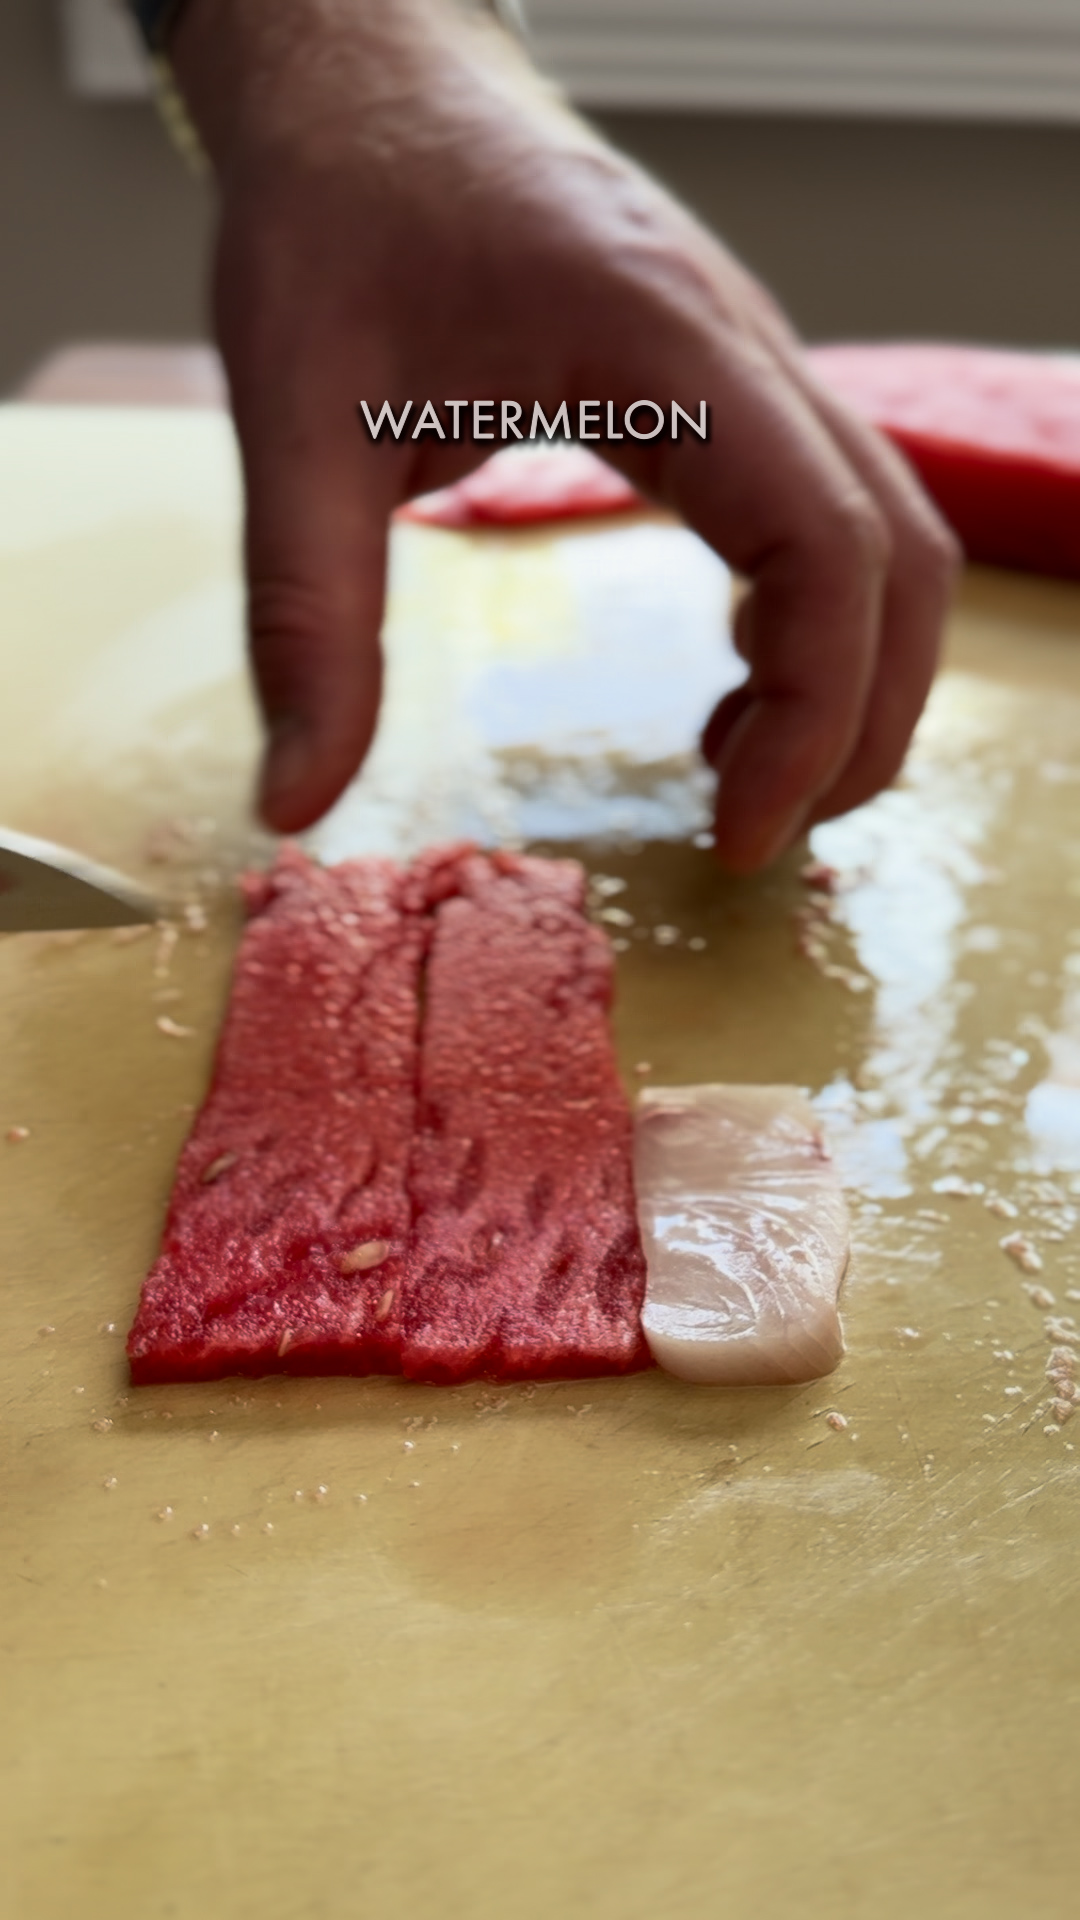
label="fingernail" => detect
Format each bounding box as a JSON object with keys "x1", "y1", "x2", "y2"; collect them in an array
[
  {"x1": 715, "y1": 796, "x2": 810, "y2": 873},
  {"x1": 258, "y1": 720, "x2": 312, "y2": 822}
]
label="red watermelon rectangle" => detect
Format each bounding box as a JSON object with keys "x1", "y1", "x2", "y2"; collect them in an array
[
  {"x1": 399, "y1": 851, "x2": 649, "y2": 1380},
  {"x1": 127, "y1": 846, "x2": 431, "y2": 1383},
  {"x1": 809, "y1": 342, "x2": 1080, "y2": 581},
  {"x1": 126, "y1": 845, "x2": 648, "y2": 1385}
]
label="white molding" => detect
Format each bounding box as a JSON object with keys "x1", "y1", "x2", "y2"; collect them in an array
[
  {"x1": 525, "y1": 8, "x2": 1080, "y2": 121},
  {"x1": 59, "y1": 0, "x2": 152, "y2": 99}
]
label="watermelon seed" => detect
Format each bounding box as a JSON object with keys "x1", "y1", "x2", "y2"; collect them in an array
[
  {"x1": 201, "y1": 1152, "x2": 238, "y2": 1185},
  {"x1": 374, "y1": 1288, "x2": 395, "y2": 1323},
  {"x1": 277, "y1": 1329, "x2": 294, "y2": 1358},
  {"x1": 340, "y1": 1240, "x2": 390, "y2": 1275}
]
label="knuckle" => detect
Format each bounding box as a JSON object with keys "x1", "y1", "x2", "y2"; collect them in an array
[
  {"x1": 245, "y1": 576, "x2": 334, "y2": 718},
  {"x1": 247, "y1": 575, "x2": 332, "y2": 652},
  {"x1": 824, "y1": 491, "x2": 893, "y2": 577},
  {"x1": 922, "y1": 516, "x2": 964, "y2": 588},
  {"x1": 892, "y1": 506, "x2": 963, "y2": 611}
]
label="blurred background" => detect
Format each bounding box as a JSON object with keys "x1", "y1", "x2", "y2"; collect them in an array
[{"x1": 2, "y1": 0, "x2": 1078, "y2": 394}]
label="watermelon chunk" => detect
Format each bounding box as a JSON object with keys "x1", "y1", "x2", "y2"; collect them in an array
[
  {"x1": 809, "y1": 342, "x2": 1080, "y2": 580},
  {"x1": 400, "y1": 851, "x2": 650, "y2": 1381},
  {"x1": 127, "y1": 845, "x2": 436, "y2": 1383},
  {"x1": 126, "y1": 846, "x2": 648, "y2": 1385},
  {"x1": 398, "y1": 445, "x2": 644, "y2": 529}
]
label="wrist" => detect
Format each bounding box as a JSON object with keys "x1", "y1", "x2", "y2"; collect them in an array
[{"x1": 169, "y1": 0, "x2": 481, "y2": 174}]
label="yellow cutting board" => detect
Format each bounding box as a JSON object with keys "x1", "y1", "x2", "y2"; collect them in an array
[{"x1": 3, "y1": 407, "x2": 1080, "y2": 1920}]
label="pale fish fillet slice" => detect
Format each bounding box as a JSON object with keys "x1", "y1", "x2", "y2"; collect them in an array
[{"x1": 634, "y1": 1085, "x2": 849, "y2": 1385}]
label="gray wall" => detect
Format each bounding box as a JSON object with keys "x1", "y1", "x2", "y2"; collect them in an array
[
  {"x1": 2, "y1": 0, "x2": 1077, "y2": 394},
  {"x1": 0, "y1": 0, "x2": 212, "y2": 395},
  {"x1": 594, "y1": 110, "x2": 1080, "y2": 348}
]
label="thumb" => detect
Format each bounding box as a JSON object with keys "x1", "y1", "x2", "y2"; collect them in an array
[{"x1": 236, "y1": 406, "x2": 394, "y2": 835}]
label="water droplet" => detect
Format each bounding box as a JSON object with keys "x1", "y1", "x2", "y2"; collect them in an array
[
  {"x1": 191, "y1": 1523, "x2": 210, "y2": 1541},
  {"x1": 102, "y1": 1476, "x2": 118, "y2": 1491},
  {"x1": 262, "y1": 1521, "x2": 275, "y2": 1535}
]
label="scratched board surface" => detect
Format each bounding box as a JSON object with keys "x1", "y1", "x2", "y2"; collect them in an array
[{"x1": 2, "y1": 408, "x2": 1079, "y2": 1920}]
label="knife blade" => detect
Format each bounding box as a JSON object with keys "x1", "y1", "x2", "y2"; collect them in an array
[{"x1": 0, "y1": 829, "x2": 159, "y2": 931}]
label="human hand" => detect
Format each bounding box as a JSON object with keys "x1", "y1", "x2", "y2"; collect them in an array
[{"x1": 173, "y1": 0, "x2": 958, "y2": 870}]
